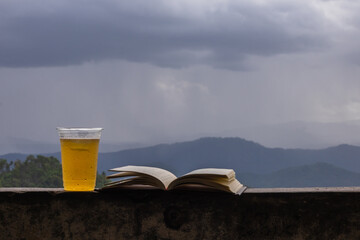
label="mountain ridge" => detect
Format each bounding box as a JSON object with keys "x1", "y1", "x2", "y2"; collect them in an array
[
  {"x1": 1, "y1": 137, "x2": 360, "y2": 174},
  {"x1": 2, "y1": 137, "x2": 360, "y2": 187}
]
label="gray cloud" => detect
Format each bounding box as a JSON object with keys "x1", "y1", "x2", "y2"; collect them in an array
[
  {"x1": 0, "y1": 0, "x2": 328, "y2": 69},
  {"x1": 2, "y1": 0, "x2": 360, "y2": 153},
  {"x1": 1, "y1": 56, "x2": 360, "y2": 150}
]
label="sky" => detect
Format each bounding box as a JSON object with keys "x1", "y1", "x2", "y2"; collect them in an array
[{"x1": 1, "y1": 0, "x2": 360, "y2": 152}]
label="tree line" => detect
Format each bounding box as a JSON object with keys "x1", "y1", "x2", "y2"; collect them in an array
[{"x1": 0, "y1": 155, "x2": 108, "y2": 188}]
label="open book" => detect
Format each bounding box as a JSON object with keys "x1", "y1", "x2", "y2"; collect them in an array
[{"x1": 102, "y1": 165, "x2": 246, "y2": 195}]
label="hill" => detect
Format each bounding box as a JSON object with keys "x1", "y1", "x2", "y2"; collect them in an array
[
  {"x1": 1, "y1": 137, "x2": 360, "y2": 175},
  {"x1": 98, "y1": 137, "x2": 360, "y2": 175},
  {"x1": 2, "y1": 137, "x2": 360, "y2": 187}
]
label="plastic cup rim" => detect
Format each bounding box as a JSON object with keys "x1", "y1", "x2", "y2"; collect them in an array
[{"x1": 56, "y1": 127, "x2": 103, "y2": 132}]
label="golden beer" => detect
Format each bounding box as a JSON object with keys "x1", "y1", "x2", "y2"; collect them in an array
[{"x1": 60, "y1": 138, "x2": 100, "y2": 191}]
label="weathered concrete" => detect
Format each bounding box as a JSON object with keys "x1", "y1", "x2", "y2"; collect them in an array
[{"x1": 1, "y1": 187, "x2": 360, "y2": 240}]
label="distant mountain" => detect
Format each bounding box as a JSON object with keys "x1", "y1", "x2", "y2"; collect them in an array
[
  {"x1": 239, "y1": 162, "x2": 360, "y2": 188},
  {"x1": 0, "y1": 136, "x2": 145, "y2": 155},
  {"x1": 0, "y1": 153, "x2": 33, "y2": 162},
  {"x1": 230, "y1": 120, "x2": 360, "y2": 149},
  {"x1": 2, "y1": 137, "x2": 360, "y2": 187},
  {"x1": 97, "y1": 137, "x2": 360, "y2": 175},
  {"x1": 1, "y1": 137, "x2": 360, "y2": 175}
]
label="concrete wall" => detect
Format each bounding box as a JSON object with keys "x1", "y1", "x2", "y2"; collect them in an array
[{"x1": 1, "y1": 187, "x2": 360, "y2": 240}]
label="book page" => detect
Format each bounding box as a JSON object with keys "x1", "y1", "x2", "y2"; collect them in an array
[
  {"x1": 103, "y1": 176, "x2": 164, "y2": 189},
  {"x1": 109, "y1": 165, "x2": 177, "y2": 189},
  {"x1": 184, "y1": 168, "x2": 235, "y2": 179},
  {"x1": 169, "y1": 177, "x2": 244, "y2": 193},
  {"x1": 168, "y1": 168, "x2": 244, "y2": 194}
]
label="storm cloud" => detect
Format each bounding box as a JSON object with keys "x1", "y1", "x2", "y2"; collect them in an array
[
  {"x1": 1, "y1": 0, "x2": 360, "y2": 153},
  {"x1": 0, "y1": 0, "x2": 330, "y2": 69}
]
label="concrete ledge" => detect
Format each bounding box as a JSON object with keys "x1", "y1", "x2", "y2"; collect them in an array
[
  {"x1": 245, "y1": 186, "x2": 360, "y2": 193},
  {"x1": 1, "y1": 187, "x2": 360, "y2": 239}
]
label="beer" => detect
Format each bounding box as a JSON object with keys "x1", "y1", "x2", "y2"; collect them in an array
[{"x1": 60, "y1": 138, "x2": 100, "y2": 191}]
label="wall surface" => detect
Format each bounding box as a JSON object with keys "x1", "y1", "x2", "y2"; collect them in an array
[{"x1": 1, "y1": 187, "x2": 360, "y2": 240}]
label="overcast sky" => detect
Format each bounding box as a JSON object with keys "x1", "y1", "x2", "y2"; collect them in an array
[{"x1": 1, "y1": 0, "x2": 360, "y2": 151}]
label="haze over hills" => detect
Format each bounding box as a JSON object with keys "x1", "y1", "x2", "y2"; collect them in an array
[
  {"x1": 97, "y1": 137, "x2": 360, "y2": 175},
  {"x1": 0, "y1": 136, "x2": 146, "y2": 155},
  {"x1": 218, "y1": 120, "x2": 360, "y2": 149},
  {"x1": 1, "y1": 137, "x2": 360, "y2": 187},
  {"x1": 2, "y1": 137, "x2": 360, "y2": 174},
  {"x1": 3, "y1": 120, "x2": 360, "y2": 154}
]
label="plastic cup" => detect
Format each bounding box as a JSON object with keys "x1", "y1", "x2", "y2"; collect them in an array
[{"x1": 57, "y1": 127, "x2": 103, "y2": 191}]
